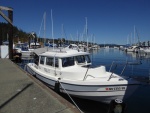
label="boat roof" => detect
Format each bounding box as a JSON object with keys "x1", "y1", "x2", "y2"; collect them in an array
[{"x1": 40, "y1": 49, "x2": 90, "y2": 58}]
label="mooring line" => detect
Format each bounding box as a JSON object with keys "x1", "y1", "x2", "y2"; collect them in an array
[{"x1": 58, "y1": 81, "x2": 84, "y2": 113}]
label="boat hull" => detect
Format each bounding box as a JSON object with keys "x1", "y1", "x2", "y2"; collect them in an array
[
  {"x1": 26, "y1": 64, "x2": 139, "y2": 104},
  {"x1": 21, "y1": 51, "x2": 34, "y2": 56}
]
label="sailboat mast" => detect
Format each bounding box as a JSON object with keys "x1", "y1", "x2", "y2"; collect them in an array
[
  {"x1": 51, "y1": 9, "x2": 54, "y2": 50},
  {"x1": 38, "y1": 12, "x2": 44, "y2": 43},
  {"x1": 85, "y1": 17, "x2": 88, "y2": 50},
  {"x1": 134, "y1": 25, "x2": 135, "y2": 45},
  {"x1": 44, "y1": 12, "x2": 46, "y2": 45}
]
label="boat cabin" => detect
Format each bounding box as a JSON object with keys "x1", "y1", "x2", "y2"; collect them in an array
[
  {"x1": 35, "y1": 49, "x2": 107, "y2": 80},
  {"x1": 38, "y1": 49, "x2": 91, "y2": 70}
]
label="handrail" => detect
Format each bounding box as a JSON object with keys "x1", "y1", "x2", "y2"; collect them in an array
[
  {"x1": 109, "y1": 61, "x2": 115, "y2": 72},
  {"x1": 83, "y1": 74, "x2": 95, "y2": 81},
  {"x1": 107, "y1": 64, "x2": 117, "y2": 81},
  {"x1": 109, "y1": 60, "x2": 141, "y2": 78},
  {"x1": 83, "y1": 65, "x2": 90, "y2": 81},
  {"x1": 120, "y1": 62, "x2": 128, "y2": 76}
]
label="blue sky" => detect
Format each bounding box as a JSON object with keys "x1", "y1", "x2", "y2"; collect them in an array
[{"x1": 0, "y1": 0, "x2": 150, "y2": 45}]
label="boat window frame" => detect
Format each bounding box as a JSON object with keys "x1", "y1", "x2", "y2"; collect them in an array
[
  {"x1": 75, "y1": 55, "x2": 91, "y2": 64},
  {"x1": 40, "y1": 56, "x2": 45, "y2": 65},
  {"x1": 62, "y1": 56, "x2": 75, "y2": 67},
  {"x1": 45, "y1": 57, "x2": 59, "y2": 68},
  {"x1": 46, "y1": 57, "x2": 54, "y2": 66}
]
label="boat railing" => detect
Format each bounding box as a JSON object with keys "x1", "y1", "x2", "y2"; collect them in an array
[
  {"x1": 83, "y1": 74, "x2": 95, "y2": 81},
  {"x1": 108, "y1": 60, "x2": 142, "y2": 81}
]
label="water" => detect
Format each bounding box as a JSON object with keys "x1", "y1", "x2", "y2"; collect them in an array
[
  {"x1": 91, "y1": 48, "x2": 150, "y2": 78},
  {"x1": 19, "y1": 48, "x2": 150, "y2": 113}
]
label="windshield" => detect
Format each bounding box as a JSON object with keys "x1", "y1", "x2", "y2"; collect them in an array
[
  {"x1": 75, "y1": 55, "x2": 91, "y2": 64},
  {"x1": 62, "y1": 57, "x2": 75, "y2": 67}
]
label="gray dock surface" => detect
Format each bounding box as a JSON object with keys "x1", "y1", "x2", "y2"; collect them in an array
[{"x1": 0, "y1": 59, "x2": 80, "y2": 113}]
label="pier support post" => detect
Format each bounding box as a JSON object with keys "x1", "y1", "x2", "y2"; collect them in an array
[
  {"x1": 8, "y1": 10, "x2": 13, "y2": 59},
  {"x1": 0, "y1": 6, "x2": 13, "y2": 59}
]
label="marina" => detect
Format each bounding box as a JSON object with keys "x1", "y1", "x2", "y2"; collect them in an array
[{"x1": 1, "y1": 2, "x2": 150, "y2": 113}]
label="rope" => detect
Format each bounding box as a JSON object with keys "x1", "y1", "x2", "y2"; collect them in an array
[{"x1": 58, "y1": 81, "x2": 84, "y2": 113}]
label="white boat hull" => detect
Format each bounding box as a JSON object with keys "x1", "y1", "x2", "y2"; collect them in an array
[
  {"x1": 26, "y1": 63, "x2": 140, "y2": 103},
  {"x1": 144, "y1": 48, "x2": 150, "y2": 53},
  {"x1": 21, "y1": 51, "x2": 33, "y2": 56}
]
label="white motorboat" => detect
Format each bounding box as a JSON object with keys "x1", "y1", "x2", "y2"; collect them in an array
[
  {"x1": 125, "y1": 46, "x2": 138, "y2": 52},
  {"x1": 65, "y1": 44, "x2": 84, "y2": 52},
  {"x1": 14, "y1": 42, "x2": 34, "y2": 56},
  {"x1": 29, "y1": 42, "x2": 41, "y2": 49},
  {"x1": 143, "y1": 47, "x2": 150, "y2": 54},
  {"x1": 25, "y1": 49, "x2": 140, "y2": 103}
]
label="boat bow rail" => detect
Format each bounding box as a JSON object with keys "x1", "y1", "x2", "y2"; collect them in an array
[
  {"x1": 83, "y1": 65, "x2": 107, "y2": 80},
  {"x1": 108, "y1": 60, "x2": 142, "y2": 79}
]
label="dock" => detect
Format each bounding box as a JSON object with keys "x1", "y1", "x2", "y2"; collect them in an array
[{"x1": 0, "y1": 59, "x2": 80, "y2": 113}]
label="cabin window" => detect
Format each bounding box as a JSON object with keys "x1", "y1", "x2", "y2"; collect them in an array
[
  {"x1": 76, "y1": 55, "x2": 85, "y2": 63},
  {"x1": 85, "y1": 55, "x2": 91, "y2": 63},
  {"x1": 76, "y1": 55, "x2": 91, "y2": 64},
  {"x1": 62, "y1": 57, "x2": 74, "y2": 67},
  {"x1": 40, "y1": 56, "x2": 45, "y2": 64},
  {"x1": 46, "y1": 57, "x2": 59, "y2": 68},
  {"x1": 46, "y1": 57, "x2": 53, "y2": 66}
]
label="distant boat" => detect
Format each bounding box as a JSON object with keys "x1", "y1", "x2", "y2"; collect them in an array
[
  {"x1": 29, "y1": 42, "x2": 41, "y2": 49},
  {"x1": 65, "y1": 44, "x2": 84, "y2": 51},
  {"x1": 143, "y1": 47, "x2": 150, "y2": 54},
  {"x1": 14, "y1": 42, "x2": 36, "y2": 56},
  {"x1": 25, "y1": 48, "x2": 140, "y2": 104},
  {"x1": 125, "y1": 46, "x2": 137, "y2": 52}
]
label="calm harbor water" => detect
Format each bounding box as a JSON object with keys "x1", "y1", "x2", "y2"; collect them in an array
[{"x1": 20, "y1": 48, "x2": 150, "y2": 113}]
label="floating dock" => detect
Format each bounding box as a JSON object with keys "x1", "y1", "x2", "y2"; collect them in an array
[{"x1": 0, "y1": 59, "x2": 80, "y2": 113}]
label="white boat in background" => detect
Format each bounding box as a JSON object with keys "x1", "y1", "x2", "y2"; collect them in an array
[
  {"x1": 25, "y1": 48, "x2": 140, "y2": 103},
  {"x1": 14, "y1": 41, "x2": 42, "y2": 57},
  {"x1": 29, "y1": 42, "x2": 41, "y2": 50},
  {"x1": 14, "y1": 42, "x2": 34, "y2": 56},
  {"x1": 65, "y1": 44, "x2": 84, "y2": 52},
  {"x1": 125, "y1": 46, "x2": 137, "y2": 52},
  {"x1": 91, "y1": 44, "x2": 100, "y2": 50},
  {"x1": 134, "y1": 46, "x2": 144, "y2": 53},
  {"x1": 143, "y1": 47, "x2": 150, "y2": 54}
]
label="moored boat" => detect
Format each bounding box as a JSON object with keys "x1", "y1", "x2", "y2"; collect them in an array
[
  {"x1": 25, "y1": 48, "x2": 140, "y2": 103},
  {"x1": 14, "y1": 42, "x2": 34, "y2": 56}
]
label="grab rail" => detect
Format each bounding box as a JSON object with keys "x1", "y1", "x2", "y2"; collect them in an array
[
  {"x1": 108, "y1": 60, "x2": 141, "y2": 81},
  {"x1": 108, "y1": 64, "x2": 117, "y2": 81}
]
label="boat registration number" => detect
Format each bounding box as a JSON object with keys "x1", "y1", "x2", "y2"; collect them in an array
[{"x1": 105, "y1": 87, "x2": 126, "y2": 91}]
